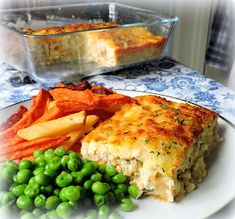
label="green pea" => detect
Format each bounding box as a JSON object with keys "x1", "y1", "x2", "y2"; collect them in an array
[
  {"x1": 44, "y1": 149, "x2": 55, "y2": 162},
  {"x1": 37, "y1": 160, "x2": 47, "y2": 168},
  {"x1": 16, "y1": 195, "x2": 33, "y2": 210},
  {"x1": 19, "y1": 160, "x2": 33, "y2": 170},
  {"x1": 81, "y1": 162, "x2": 96, "y2": 177},
  {"x1": 112, "y1": 173, "x2": 126, "y2": 184},
  {"x1": 93, "y1": 194, "x2": 107, "y2": 207},
  {"x1": 86, "y1": 209, "x2": 98, "y2": 219},
  {"x1": 24, "y1": 183, "x2": 40, "y2": 198},
  {"x1": 92, "y1": 182, "x2": 110, "y2": 195},
  {"x1": 1, "y1": 165, "x2": 17, "y2": 180},
  {"x1": 41, "y1": 184, "x2": 53, "y2": 195},
  {"x1": 28, "y1": 176, "x2": 36, "y2": 184},
  {"x1": 45, "y1": 196, "x2": 61, "y2": 210},
  {"x1": 56, "y1": 202, "x2": 72, "y2": 218},
  {"x1": 9, "y1": 182, "x2": 18, "y2": 192},
  {"x1": 117, "y1": 184, "x2": 128, "y2": 193},
  {"x1": 34, "y1": 149, "x2": 44, "y2": 158},
  {"x1": 64, "y1": 186, "x2": 80, "y2": 201},
  {"x1": 91, "y1": 172, "x2": 102, "y2": 182},
  {"x1": 67, "y1": 158, "x2": 80, "y2": 172},
  {"x1": 44, "y1": 166, "x2": 56, "y2": 178},
  {"x1": 54, "y1": 146, "x2": 66, "y2": 157},
  {"x1": 71, "y1": 171, "x2": 83, "y2": 184},
  {"x1": 4, "y1": 160, "x2": 18, "y2": 170},
  {"x1": 61, "y1": 155, "x2": 70, "y2": 167},
  {"x1": 47, "y1": 209, "x2": 59, "y2": 219},
  {"x1": 33, "y1": 167, "x2": 45, "y2": 175},
  {"x1": 48, "y1": 157, "x2": 61, "y2": 171},
  {"x1": 108, "y1": 211, "x2": 123, "y2": 219},
  {"x1": 105, "y1": 165, "x2": 117, "y2": 177},
  {"x1": 16, "y1": 169, "x2": 32, "y2": 184},
  {"x1": 35, "y1": 155, "x2": 44, "y2": 164},
  {"x1": 83, "y1": 179, "x2": 93, "y2": 190},
  {"x1": 97, "y1": 164, "x2": 106, "y2": 174},
  {"x1": 34, "y1": 194, "x2": 46, "y2": 208},
  {"x1": 12, "y1": 184, "x2": 27, "y2": 197},
  {"x1": 59, "y1": 188, "x2": 69, "y2": 202},
  {"x1": 1, "y1": 192, "x2": 16, "y2": 206},
  {"x1": 98, "y1": 204, "x2": 110, "y2": 219},
  {"x1": 114, "y1": 189, "x2": 125, "y2": 201},
  {"x1": 56, "y1": 171, "x2": 73, "y2": 187},
  {"x1": 32, "y1": 208, "x2": 42, "y2": 217},
  {"x1": 128, "y1": 183, "x2": 140, "y2": 199},
  {"x1": 35, "y1": 173, "x2": 50, "y2": 186},
  {"x1": 68, "y1": 151, "x2": 81, "y2": 160},
  {"x1": 21, "y1": 212, "x2": 34, "y2": 219},
  {"x1": 120, "y1": 198, "x2": 134, "y2": 212}
]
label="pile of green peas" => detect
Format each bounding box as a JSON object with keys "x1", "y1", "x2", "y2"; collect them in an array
[{"x1": 0, "y1": 146, "x2": 140, "y2": 219}]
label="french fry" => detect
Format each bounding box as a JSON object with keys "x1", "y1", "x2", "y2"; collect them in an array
[
  {"x1": 0, "y1": 136, "x2": 69, "y2": 162},
  {"x1": 63, "y1": 115, "x2": 99, "y2": 151},
  {"x1": 0, "y1": 89, "x2": 49, "y2": 143},
  {"x1": 17, "y1": 111, "x2": 86, "y2": 141}
]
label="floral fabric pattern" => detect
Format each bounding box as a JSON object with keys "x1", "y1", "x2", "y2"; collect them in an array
[{"x1": 0, "y1": 57, "x2": 235, "y2": 124}]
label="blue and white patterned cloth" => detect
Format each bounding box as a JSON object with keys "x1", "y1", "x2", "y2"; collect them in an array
[{"x1": 1, "y1": 56, "x2": 235, "y2": 125}]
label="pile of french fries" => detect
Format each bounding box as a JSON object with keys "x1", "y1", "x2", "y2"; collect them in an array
[{"x1": 0, "y1": 82, "x2": 134, "y2": 162}]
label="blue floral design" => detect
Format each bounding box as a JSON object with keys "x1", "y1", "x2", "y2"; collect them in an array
[
  {"x1": 193, "y1": 91, "x2": 216, "y2": 102},
  {"x1": 141, "y1": 77, "x2": 168, "y2": 91},
  {"x1": 170, "y1": 77, "x2": 196, "y2": 90}
]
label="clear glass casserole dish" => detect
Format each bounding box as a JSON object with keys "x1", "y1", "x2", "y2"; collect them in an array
[{"x1": 0, "y1": 2, "x2": 178, "y2": 83}]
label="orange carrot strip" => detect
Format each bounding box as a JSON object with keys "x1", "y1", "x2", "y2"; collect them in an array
[
  {"x1": 0, "y1": 89, "x2": 49, "y2": 143},
  {"x1": 0, "y1": 136, "x2": 69, "y2": 162},
  {"x1": 55, "y1": 101, "x2": 94, "y2": 115},
  {"x1": 97, "y1": 94, "x2": 135, "y2": 112},
  {"x1": 0, "y1": 135, "x2": 26, "y2": 149},
  {"x1": 33, "y1": 105, "x2": 64, "y2": 124},
  {"x1": 49, "y1": 89, "x2": 100, "y2": 106}
]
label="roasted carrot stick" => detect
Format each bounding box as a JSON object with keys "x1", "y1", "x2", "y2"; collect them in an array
[
  {"x1": 0, "y1": 89, "x2": 49, "y2": 143},
  {"x1": 49, "y1": 88, "x2": 100, "y2": 106},
  {"x1": 33, "y1": 105, "x2": 64, "y2": 124},
  {"x1": 97, "y1": 94, "x2": 135, "y2": 112},
  {"x1": 0, "y1": 136, "x2": 69, "y2": 161}
]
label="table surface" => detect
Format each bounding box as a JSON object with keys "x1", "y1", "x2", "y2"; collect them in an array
[{"x1": 0, "y1": 56, "x2": 235, "y2": 218}]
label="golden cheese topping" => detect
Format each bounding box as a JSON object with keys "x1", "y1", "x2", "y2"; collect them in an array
[{"x1": 20, "y1": 22, "x2": 119, "y2": 35}]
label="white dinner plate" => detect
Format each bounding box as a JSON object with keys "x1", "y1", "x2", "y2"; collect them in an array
[{"x1": 1, "y1": 90, "x2": 235, "y2": 219}]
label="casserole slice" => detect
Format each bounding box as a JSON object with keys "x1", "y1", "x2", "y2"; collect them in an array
[{"x1": 81, "y1": 95, "x2": 220, "y2": 201}]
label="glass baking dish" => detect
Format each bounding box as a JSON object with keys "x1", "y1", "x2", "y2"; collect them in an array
[{"x1": 0, "y1": 2, "x2": 178, "y2": 83}]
